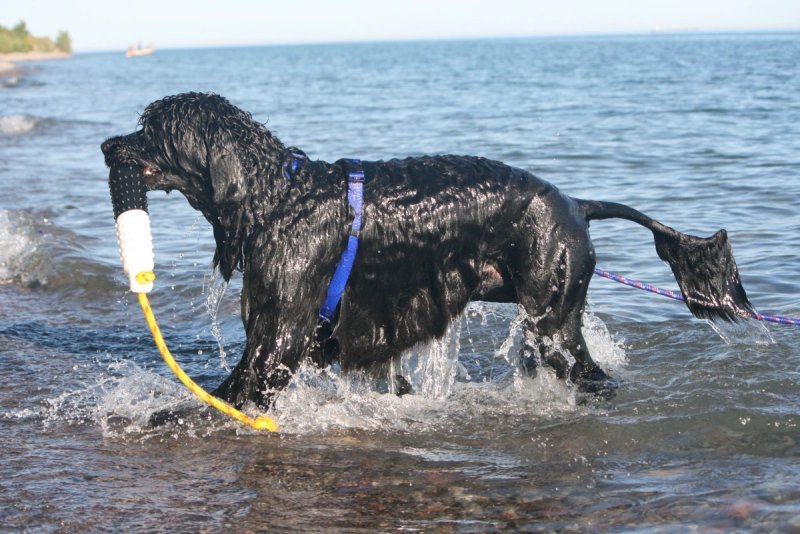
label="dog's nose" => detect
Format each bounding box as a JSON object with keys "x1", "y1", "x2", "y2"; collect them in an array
[{"x1": 101, "y1": 137, "x2": 118, "y2": 156}]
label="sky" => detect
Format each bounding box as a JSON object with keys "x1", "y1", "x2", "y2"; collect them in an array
[{"x1": 2, "y1": 0, "x2": 799, "y2": 52}]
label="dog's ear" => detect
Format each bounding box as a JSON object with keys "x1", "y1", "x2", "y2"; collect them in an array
[
  {"x1": 209, "y1": 141, "x2": 247, "y2": 205},
  {"x1": 203, "y1": 100, "x2": 280, "y2": 281},
  {"x1": 208, "y1": 134, "x2": 248, "y2": 281}
]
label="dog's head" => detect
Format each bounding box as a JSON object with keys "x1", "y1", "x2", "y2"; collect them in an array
[{"x1": 102, "y1": 92, "x2": 285, "y2": 279}]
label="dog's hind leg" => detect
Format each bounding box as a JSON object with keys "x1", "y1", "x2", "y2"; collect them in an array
[
  {"x1": 513, "y1": 195, "x2": 612, "y2": 394},
  {"x1": 516, "y1": 261, "x2": 610, "y2": 394}
]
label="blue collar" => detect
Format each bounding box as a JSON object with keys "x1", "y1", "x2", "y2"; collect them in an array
[
  {"x1": 241, "y1": 148, "x2": 307, "y2": 269},
  {"x1": 282, "y1": 148, "x2": 306, "y2": 180}
]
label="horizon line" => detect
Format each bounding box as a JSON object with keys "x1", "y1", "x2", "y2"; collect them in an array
[{"x1": 75, "y1": 27, "x2": 800, "y2": 54}]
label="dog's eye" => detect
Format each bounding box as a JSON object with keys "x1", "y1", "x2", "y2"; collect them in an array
[{"x1": 143, "y1": 166, "x2": 157, "y2": 176}]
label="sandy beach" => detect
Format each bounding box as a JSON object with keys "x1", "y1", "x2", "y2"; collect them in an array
[{"x1": 0, "y1": 50, "x2": 72, "y2": 76}]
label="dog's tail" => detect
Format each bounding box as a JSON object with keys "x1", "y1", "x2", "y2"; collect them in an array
[{"x1": 578, "y1": 199, "x2": 754, "y2": 322}]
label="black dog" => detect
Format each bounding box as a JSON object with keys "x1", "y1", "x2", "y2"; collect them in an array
[{"x1": 102, "y1": 92, "x2": 754, "y2": 410}]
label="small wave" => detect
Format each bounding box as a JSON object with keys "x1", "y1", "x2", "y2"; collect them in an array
[
  {"x1": 0, "y1": 114, "x2": 40, "y2": 135},
  {"x1": 0, "y1": 209, "x2": 117, "y2": 294},
  {"x1": 0, "y1": 209, "x2": 50, "y2": 287},
  {"x1": 0, "y1": 74, "x2": 20, "y2": 88}
]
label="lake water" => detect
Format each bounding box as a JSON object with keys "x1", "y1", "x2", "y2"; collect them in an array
[{"x1": 1, "y1": 33, "x2": 799, "y2": 531}]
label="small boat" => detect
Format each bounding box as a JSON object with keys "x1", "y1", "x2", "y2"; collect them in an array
[{"x1": 126, "y1": 44, "x2": 155, "y2": 58}]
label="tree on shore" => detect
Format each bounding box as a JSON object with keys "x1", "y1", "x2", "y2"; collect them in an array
[
  {"x1": 0, "y1": 20, "x2": 72, "y2": 54},
  {"x1": 55, "y1": 31, "x2": 72, "y2": 53}
]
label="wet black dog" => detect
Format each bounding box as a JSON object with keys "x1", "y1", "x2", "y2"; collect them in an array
[{"x1": 102, "y1": 92, "x2": 753, "y2": 410}]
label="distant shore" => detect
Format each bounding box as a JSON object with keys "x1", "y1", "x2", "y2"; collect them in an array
[{"x1": 0, "y1": 51, "x2": 72, "y2": 76}]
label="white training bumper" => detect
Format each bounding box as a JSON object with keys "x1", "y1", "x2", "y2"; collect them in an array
[{"x1": 115, "y1": 209, "x2": 155, "y2": 293}]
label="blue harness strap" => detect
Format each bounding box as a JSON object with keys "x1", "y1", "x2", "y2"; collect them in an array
[
  {"x1": 279, "y1": 150, "x2": 364, "y2": 325},
  {"x1": 319, "y1": 159, "x2": 364, "y2": 322}
]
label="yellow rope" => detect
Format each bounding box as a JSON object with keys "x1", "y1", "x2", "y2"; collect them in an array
[{"x1": 135, "y1": 271, "x2": 278, "y2": 432}]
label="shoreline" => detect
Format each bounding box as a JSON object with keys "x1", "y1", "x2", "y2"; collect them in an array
[{"x1": 0, "y1": 51, "x2": 72, "y2": 77}]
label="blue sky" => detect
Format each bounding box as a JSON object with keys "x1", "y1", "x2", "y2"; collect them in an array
[{"x1": 2, "y1": 0, "x2": 799, "y2": 52}]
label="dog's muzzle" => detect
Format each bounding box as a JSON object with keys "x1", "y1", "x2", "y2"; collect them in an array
[{"x1": 109, "y1": 165, "x2": 154, "y2": 293}]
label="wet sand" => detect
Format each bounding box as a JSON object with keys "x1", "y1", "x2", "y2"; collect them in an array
[{"x1": 0, "y1": 51, "x2": 72, "y2": 76}]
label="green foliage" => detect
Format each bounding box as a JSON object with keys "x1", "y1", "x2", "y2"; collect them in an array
[
  {"x1": 12, "y1": 21, "x2": 28, "y2": 39},
  {"x1": 0, "y1": 19, "x2": 71, "y2": 54},
  {"x1": 55, "y1": 30, "x2": 72, "y2": 53},
  {"x1": 0, "y1": 31, "x2": 13, "y2": 53}
]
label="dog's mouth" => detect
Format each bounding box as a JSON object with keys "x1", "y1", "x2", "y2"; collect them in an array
[{"x1": 142, "y1": 165, "x2": 166, "y2": 188}]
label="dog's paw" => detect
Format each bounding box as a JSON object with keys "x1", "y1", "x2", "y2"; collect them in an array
[
  {"x1": 148, "y1": 409, "x2": 182, "y2": 427},
  {"x1": 577, "y1": 377, "x2": 619, "y2": 401},
  {"x1": 572, "y1": 365, "x2": 619, "y2": 400},
  {"x1": 394, "y1": 374, "x2": 413, "y2": 396},
  {"x1": 147, "y1": 406, "x2": 200, "y2": 427}
]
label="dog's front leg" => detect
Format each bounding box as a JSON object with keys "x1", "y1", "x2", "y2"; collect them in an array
[
  {"x1": 213, "y1": 315, "x2": 312, "y2": 410},
  {"x1": 213, "y1": 252, "x2": 327, "y2": 410}
]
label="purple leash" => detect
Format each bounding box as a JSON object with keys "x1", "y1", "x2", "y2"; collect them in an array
[{"x1": 593, "y1": 267, "x2": 800, "y2": 326}]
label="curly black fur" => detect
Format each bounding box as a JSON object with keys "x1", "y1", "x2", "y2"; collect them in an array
[{"x1": 102, "y1": 92, "x2": 754, "y2": 410}]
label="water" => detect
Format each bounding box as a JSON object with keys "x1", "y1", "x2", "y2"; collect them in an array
[{"x1": 1, "y1": 33, "x2": 799, "y2": 531}]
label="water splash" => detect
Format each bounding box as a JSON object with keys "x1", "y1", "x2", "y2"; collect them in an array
[
  {"x1": 205, "y1": 267, "x2": 231, "y2": 371},
  {"x1": 706, "y1": 317, "x2": 774, "y2": 346},
  {"x1": 393, "y1": 316, "x2": 462, "y2": 399},
  {"x1": 268, "y1": 304, "x2": 626, "y2": 435},
  {"x1": 582, "y1": 311, "x2": 628, "y2": 371},
  {"x1": 2, "y1": 359, "x2": 150, "y2": 428},
  {"x1": 93, "y1": 360, "x2": 224, "y2": 439},
  {"x1": 97, "y1": 363, "x2": 195, "y2": 428},
  {"x1": 16, "y1": 302, "x2": 627, "y2": 438}
]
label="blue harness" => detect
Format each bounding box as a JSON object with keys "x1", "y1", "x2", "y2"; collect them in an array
[
  {"x1": 319, "y1": 159, "x2": 364, "y2": 322},
  {"x1": 282, "y1": 150, "x2": 364, "y2": 323}
]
